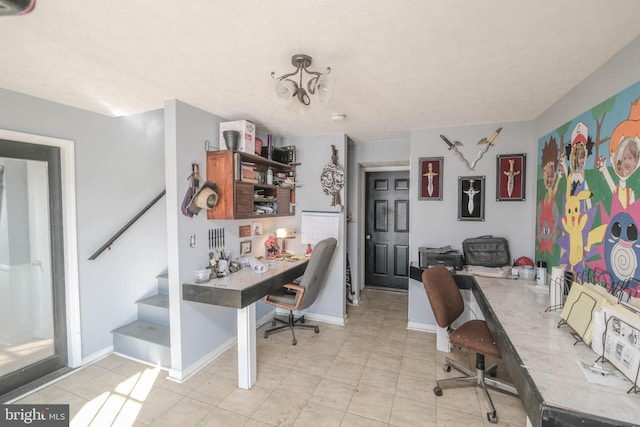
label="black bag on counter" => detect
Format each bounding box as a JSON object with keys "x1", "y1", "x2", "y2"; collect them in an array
[{"x1": 462, "y1": 235, "x2": 510, "y2": 267}]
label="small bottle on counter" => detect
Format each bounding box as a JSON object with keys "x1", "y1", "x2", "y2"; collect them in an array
[
  {"x1": 536, "y1": 261, "x2": 547, "y2": 286},
  {"x1": 511, "y1": 259, "x2": 519, "y2": 278}
]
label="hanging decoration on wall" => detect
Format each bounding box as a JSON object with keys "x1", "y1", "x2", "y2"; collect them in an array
[
  {"x1": 181, "y1": 162, "x2": 201, "y2": 217},
  {"x1": 418, "y1": 157, "x2": 443, "y2": 200},
  {"x1": 496, "y1": 154, "x2": 526, "y2": 201},
  {"x1": 440, "y1": 127, "x2": 503, "y2": 170},
  {"x1": 458, "y1": 176, "x2": 485, "y2": 221},
  {"x1": 320, "y1": 145, "x2": 345, "y2": 211}
]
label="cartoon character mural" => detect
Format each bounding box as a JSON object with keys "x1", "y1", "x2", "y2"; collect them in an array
[
  {"x1": 590, "y1": 197, "x2": 640, "y2": 299},
  {"x1": 560, "y1": 190, "x2": 593, "y2": 272},
  {"x1": 561, "y1": 121, "x2": 594, "y2": 209},
  {"x1": 536, "y1": 82, "x2": 640, "y2": 298},
  {"x1": 537, "y1": 137, "x2": 561, "y2": 254},
  {"x1": 596, "y1": 98, "x2": 640, "y2": 209}
]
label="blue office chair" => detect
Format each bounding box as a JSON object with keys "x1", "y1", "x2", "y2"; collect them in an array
[
  {"x1": 422, "y1": 265, "x2": 518, "y2": 423},
  {"x1": 263, "y1": 237, "x2": 337, "y2": 345}
]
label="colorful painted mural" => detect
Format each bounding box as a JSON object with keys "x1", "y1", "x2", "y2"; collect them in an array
[{"x1": 536, "y1": 81, "x2": 640, "y2": 300}]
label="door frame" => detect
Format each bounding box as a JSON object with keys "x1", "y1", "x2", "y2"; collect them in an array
[
  {"x1": 0, "y1": 129, "x2": 81, "y2": 368},
  {"x1": 356, "y1": 162, "x2": 409, "y2": 302}
]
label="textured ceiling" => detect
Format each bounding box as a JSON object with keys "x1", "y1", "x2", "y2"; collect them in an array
[{"x1": 2, "y1": 1, "x2": 640, "y2": 143}]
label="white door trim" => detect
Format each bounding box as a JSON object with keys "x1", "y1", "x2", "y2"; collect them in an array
[{"x1": 0, "y1": 129, "x2": 81, "y2": 368}]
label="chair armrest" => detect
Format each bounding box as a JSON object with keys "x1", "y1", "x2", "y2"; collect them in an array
[
  {"x1": 263, "y1": 283, "x2": 306, "y2": 311},
  {"x1": 284, "y1": 283, "x2": 304, "y2": 294},
  {"x1": 283, "y1": 284, "x2": 305, "y2": 310}
]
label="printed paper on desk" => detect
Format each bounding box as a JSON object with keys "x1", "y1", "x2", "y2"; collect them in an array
[
  {"x1": 561, "y1": 282, "x2": 617, "y2": 345},
  {"x1": 249, "y1": 257, "x2": 268, "y2": 273},
  {"x1": 576, "y1": 360, "x2": 634, "y2": 390},
  {"x1": 591, "y1": 304, "x2": 640, "y2": 387}
]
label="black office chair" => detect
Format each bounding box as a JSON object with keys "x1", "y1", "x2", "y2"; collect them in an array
[
  {"x1": 422, "y1": 265, "x2": 518, "y2": 423},
  {"x1": 263, "y1": 237, "x2": 337, "y2": 345}
]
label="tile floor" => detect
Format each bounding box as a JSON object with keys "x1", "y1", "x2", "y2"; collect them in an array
[{"x1": 13, "y1": 289, "x2": 527, "y2": 426}]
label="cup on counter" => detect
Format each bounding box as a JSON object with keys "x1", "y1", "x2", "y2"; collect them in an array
[
  {"x1": 519, "y1": 265, "x2": 536, "y2": 281},
  {"x1": 217, "y1": 259, "x2": 229, "y2": 277}
]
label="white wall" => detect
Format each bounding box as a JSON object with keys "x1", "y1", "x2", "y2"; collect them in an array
[
  {"x1": 164, "y1": 100, "x2": 238, "y2": 375},
  {"x1": 409, "y1": 121, "x2": 537, "y2": 262},
  {"x1": 281, "y1": 134, "x2": 348, "y2": 324},
  {"x1": 0, "y1": 88, "x2": 168, "y2": 358}
]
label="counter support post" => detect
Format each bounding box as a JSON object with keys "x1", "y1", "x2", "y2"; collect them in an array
[{"x1": 237, "y1": 303, "x2": 256, "y2": 389}]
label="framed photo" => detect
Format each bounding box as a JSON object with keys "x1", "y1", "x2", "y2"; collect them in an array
[
  {"x1": 458, "y1": 176, "x2": 485, "y2": 221},
  {"x1": 496, "y1": 154, "x2": 526, "y2": 201},
  {"x1": 252, "y1": 222, "x2": 262, "y2": 237},
  {"x1": 240, "y1": 240, "x2": 252, "y2": 254},
  {"x1": 418, "y1": 157, "x2": 443, "y2": 200}
]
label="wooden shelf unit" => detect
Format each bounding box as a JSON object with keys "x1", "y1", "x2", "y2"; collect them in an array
[{"x1": 206, "y1": 150, "x2": 296, "y2": 219}]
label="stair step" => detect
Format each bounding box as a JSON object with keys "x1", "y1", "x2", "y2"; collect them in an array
[
  {"x1": 112, "y1": 320, "x2": 170, "y2": 367},
  {"x1": 157, "y1": 273, "x2": 169, "y2": 296},
  {"x1": 137, "y1": 295, "x2": 169, "y2": 326},
  {"x1": 112, "y1": 320, "x2": 170, "y2": 346},
  {"x1": 137, "y1": 294, "x2": 169, "y2": 309}
]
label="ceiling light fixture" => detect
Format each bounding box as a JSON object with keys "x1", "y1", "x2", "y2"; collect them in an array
[
  {"x1": 271, "y1": 54, "x2": 334, "y2": 113},
  {"x1": 0, "y1": 0, "x2": 36, "y2": 15}
]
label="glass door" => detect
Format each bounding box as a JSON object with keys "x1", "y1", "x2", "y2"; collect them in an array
[{"x1": 0, "y1": 139, "x2": 67, "y2": 398}]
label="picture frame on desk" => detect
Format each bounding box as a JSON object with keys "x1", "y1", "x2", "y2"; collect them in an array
[
  {"x1": 418, "y1": 157, "x2": 443, "y2": 200},
  {"x1": 458, "y1": 176, "x2": 485, "y2": 221},
  {"x1": 496, "y1": 153, "x2": 526, "y2": 201}
]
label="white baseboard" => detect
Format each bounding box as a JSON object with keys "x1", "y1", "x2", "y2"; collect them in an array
[
  {"x1": 274, "y1": 308, "x2": 346, "y2": 326},
  {"x1": 406, "y1": 321, "x2": 437, "y2": 333},
  {"x1": 167, "y1": 335, "x2": 237, "y2": 382},
  {"x1": 82, "y1": 345, "x2": 114, "y2": 365},
  {"x1": 301, "y1": 311, "x2": 346, "y2": 326}
]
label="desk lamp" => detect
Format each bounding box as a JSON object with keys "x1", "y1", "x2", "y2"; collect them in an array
[{"x1": 275, "y1": 228, "x2": 295, "y2": 254}]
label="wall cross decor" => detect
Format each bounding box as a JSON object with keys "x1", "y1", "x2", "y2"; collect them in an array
[{"x1": 440, "y1": 127, "x2": 503, "y2": 170}]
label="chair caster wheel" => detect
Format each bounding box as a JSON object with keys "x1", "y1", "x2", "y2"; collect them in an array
[
  {"x1": 487, "y1": 411, "x2": 497, "y2": 423},
  {"x1": 271, "y1": 321, "x2": 276, "y2": 326},
  {"x1": 292, "y1": 339, "x2": 297, "y2": 345},
  {"x1": 263, "y1": 332, "x2": 268, "y2": 339},
  {"x1": 314, "y1": 327, "x2": 320, "y2": 333},
  {"x1": 443, "y1": 364, "x2": 451, "y2": 372},
  {"x1": 300, "y1": 317, "x2": 305, "y2": 323},
  {"x1": 489, "y1": 367, "x2": 497, "y2": 377},
  {"x1": 433, "y1": 386, "x2": 443, "y2": 396}
]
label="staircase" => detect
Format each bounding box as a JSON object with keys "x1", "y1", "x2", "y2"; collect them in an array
[{"x1": 111, "y1": 273, "x2": 171, "y2": 368}]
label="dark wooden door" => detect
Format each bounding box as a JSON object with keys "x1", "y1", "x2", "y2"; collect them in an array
[{"x1": 365, "y1": 171, "x2": 410, "y2": 290}]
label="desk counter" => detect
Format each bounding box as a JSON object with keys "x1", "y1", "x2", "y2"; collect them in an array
[
  {"x1": 473, "y1": 275, "x2": 638, "y2": 427},
  {"x1": 410, "y1": 266, "x2": 638, "y2": 426},
  {"x1": 183, "y1": 259, "x2": 308, "y2": 309}
]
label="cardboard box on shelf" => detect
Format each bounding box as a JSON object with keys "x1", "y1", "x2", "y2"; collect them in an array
[{"x1": 220, "y1": 120, "x2": 256, "y2": 153}]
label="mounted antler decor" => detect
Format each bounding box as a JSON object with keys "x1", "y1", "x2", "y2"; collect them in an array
[{"x1": 440, "y1": 127, "x2": 503, "y2": 170}]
